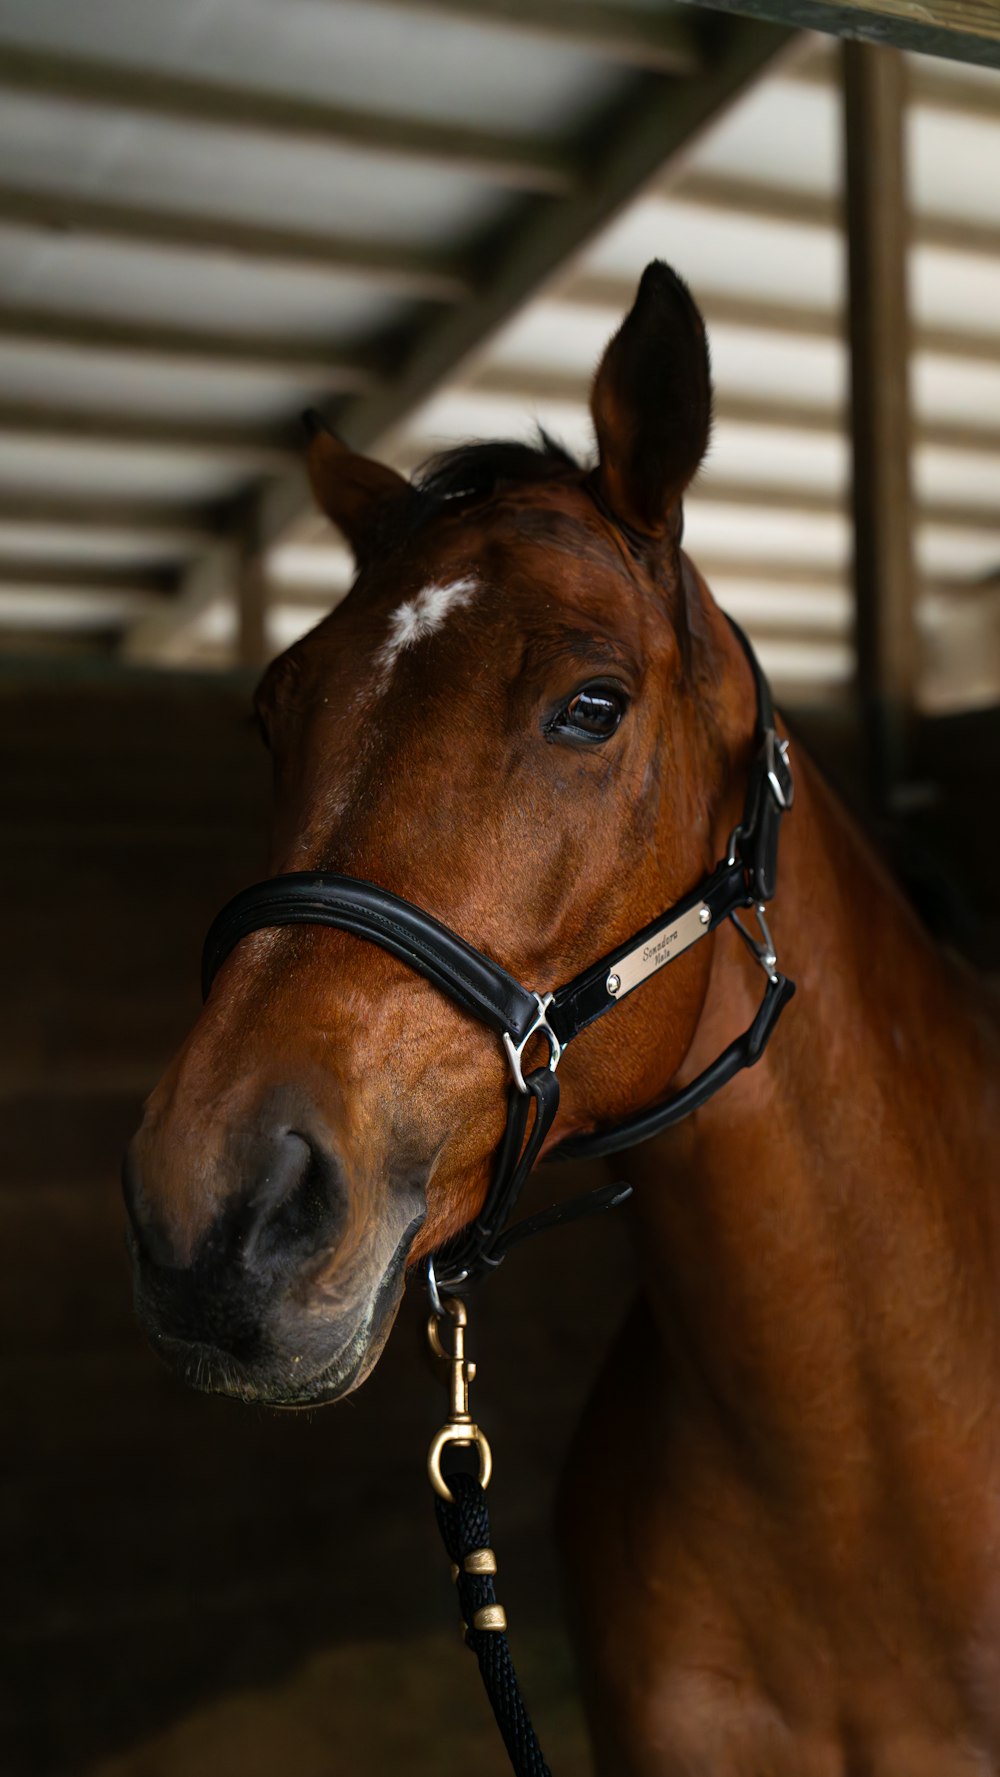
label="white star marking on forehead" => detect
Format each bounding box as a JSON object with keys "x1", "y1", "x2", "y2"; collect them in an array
[{"x1": 373, "y1": 576, "x2": 478, "y2": 691}]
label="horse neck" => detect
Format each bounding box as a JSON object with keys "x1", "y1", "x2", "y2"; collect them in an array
[{"x1": 620, "y1": 734, "x2": 1000, "y2": 1495}]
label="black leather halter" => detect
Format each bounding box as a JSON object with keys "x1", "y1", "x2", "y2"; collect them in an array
[{"x1": 202, "y1": 620, "x2": 795, "y2": 1290}]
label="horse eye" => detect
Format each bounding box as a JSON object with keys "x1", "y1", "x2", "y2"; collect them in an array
[{"x1": 551, "y1": 683, "x2": 627, "y2": 742}]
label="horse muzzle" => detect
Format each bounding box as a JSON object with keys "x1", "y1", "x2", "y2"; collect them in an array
[{"x1": 122, "y1": 1110, "x2": 426, "y2": 1406}]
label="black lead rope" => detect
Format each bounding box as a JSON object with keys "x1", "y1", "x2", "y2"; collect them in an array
[
  {"x1": 426, "y1": 1297, "x2": 552, "y2": 1777},
  {"x1": 435, "y1": 1472, "x2": 552, "y2": 1777},
  {"x1": 200, "y1": 619, "x2": 796, "y2": 1777}
]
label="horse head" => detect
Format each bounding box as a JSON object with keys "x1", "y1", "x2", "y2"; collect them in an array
[{"x1": 124, "y1": 262, "x2": 756, "y2": 1406}]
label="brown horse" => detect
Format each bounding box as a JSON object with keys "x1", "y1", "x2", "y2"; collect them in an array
[{"x1": 125, "y1": 263, "x2": 1000, "y2": 1774}]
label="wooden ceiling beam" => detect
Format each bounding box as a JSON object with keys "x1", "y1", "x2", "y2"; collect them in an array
[
  {"x1": 0, "y1": 586, "x2": 162, "y2": 628},
  {"x1": 0, "y1": 305, "x2": 377, "y2": 387},
  {"x1": 909, "y1": 61, "x2": 1000, "y2": 118},
  {"x1": 0, "y1": 492, "x2": 221, "y2": 532},
  {"x1": 671, "y1": 0, "x2": 1000, "y2": 70},
  {"x1": 789, "y1": 46, "x2": 1000, "y2": 116},
  {"x1": 695, "y1": 556, "x2": 847, "y2": 586},
  {"x1": 690, "y1": 477, "x2": 1000, "y2": 532},
  {"x1": 368, "y1": 0, "x2": 701, "y2": 72},
  {"x1": 0, "y1": 559, "x2": 175, "y2": 595},
  {"x1": 0, "y1": 497, "x2": 218, "y2": 560},
  {"x1": 0, "y1": 45, "x2": 576, "y2": 194},
  {"x1": 718, "y1": 613, "x2": 848, "y2": 643},
  {"x1": 0, "y1": 402, "x2": 296, "y2": 470},
  {"x1": 666, "y1": 170, "x2": 1000, "y2": 263},
  {"x1": 0, "y1": 185, "x2": 471, "y2": 302},
  {"x1": 562, "y1": 277, "x2": 1000, "y2": 367},
  {"x1": 465, "y1": 366, "x2": 1000, "y2": 456}
]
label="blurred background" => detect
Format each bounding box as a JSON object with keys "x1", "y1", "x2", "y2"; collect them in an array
[{"x1": 2, "y1": 2, "x2": 998, "y2": 1773}]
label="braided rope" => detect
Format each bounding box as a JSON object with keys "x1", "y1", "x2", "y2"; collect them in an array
[{"x1": 434, "y1": 1472, "x2": 552, "y2": 1777}]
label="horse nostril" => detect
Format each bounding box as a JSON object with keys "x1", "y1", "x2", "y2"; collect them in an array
[
  {"x1": 251, "y1": 1132, "x2": 340, "y2": 1262},
  {"x1": 240, "y1": 1127, "x2": 345, "y2": 1272}
]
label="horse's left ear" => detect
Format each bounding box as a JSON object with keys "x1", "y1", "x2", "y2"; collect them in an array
[
  {"x1": 591, "y1": 261, "x2": 712, "y2": 540},
  {"x1": 303, "y1": 415, "x2": 411, "y2": 560}
]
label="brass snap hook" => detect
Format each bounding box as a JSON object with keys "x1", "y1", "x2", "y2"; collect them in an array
[{"x1": 426, "y1": 1293, "x2": 493, "y2": 1502}]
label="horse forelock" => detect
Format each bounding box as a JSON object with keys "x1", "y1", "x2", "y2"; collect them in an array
[{"x1": 357, "y1": 432, "x2": 583, "y2": 564}]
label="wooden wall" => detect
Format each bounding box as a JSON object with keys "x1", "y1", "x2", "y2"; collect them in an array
[
  {"x1": 2, "y1": 666, "x2": 994, "y2": 1777},
  {"x1": 1, "y1": 668, "x2": 632, "y2": 1777}
]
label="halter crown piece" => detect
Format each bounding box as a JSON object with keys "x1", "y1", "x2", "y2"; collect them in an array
[{"x1": 202, "y1": 619, "x2": 795, "y2": 1292}]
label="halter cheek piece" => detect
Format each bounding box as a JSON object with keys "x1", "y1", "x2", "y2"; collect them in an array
[{"x1": 202, "y1": 619, "x2": 795, "y2": 1292}]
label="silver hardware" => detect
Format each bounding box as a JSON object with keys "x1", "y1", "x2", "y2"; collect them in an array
[
  {"x1": 426, "y1": 1253, "x2": 445, "y2": 1319},
  {"x1": 501, "y1": 991, "x2": 562, "y2": 1095},
  {"x1": 604, "y1": 900, "x2": 712, "y2": 1001},
  {"x1": 730, "y1": 903, "x2": 779, "y2": 983},
  {"x1": 764, "y1": 731, "x2": 794, "y2": 811}
]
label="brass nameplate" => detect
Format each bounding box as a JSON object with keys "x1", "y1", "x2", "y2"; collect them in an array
[{"x1": 607, "y1": 901, "x2": 710, "y2": 1000}]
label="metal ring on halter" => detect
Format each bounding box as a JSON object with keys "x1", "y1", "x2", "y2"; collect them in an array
[
  {"x1": 501, "y1": 991, "x2": 562, "y2": 1094},
  {"x1": 730, "y1": 902, "x2": 779, "y2": 984}
]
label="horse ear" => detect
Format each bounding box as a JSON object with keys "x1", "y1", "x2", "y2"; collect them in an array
[
  {"x1": 303, "y1": 415, "x2": 411, "y2": 560},
  {"x1": 591, "y1": 261, "x2": 712, "y2": 539}
]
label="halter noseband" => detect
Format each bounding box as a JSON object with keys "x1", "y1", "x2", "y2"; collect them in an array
[{"x1": 201, "y1": 619, "x2": 795, "y2": 1290}]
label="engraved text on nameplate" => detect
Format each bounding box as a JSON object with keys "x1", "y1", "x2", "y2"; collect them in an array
[{"x1": 607, "y1": 901, "x2": 711, "y2": 999}]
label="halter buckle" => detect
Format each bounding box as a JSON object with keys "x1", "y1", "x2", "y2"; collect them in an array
[{"x1": 501, "y1": 992, "x2": 562, "y2": 1095}]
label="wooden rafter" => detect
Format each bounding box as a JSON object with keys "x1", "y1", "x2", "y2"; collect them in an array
[
  {"x1": 673, "y1": 0, "x2": 1000, "y2": 69},
  {"x1": 468, "y1": 366, "x2": 1000, "y2": 457},
  {"x1": 0, "y1": 403, "x2": 296, "y2": 470},
  {"x1": 562, "y1": 278, "x2": 1000, "y2": 368},
  {"x1": 789, "y1": 46, "x2": 1000, "y2": 117},
  {"x1": 691, "y1": 480, "x2": 998, "y2": 532},
  {"x1": 0, "y1": 492, "x2": 221, "y2": 530},
  {"x1": 0, "y1": 45, "x2": 577, "y2": 194},
  {"x1": 369, "y1": 0, "x2": 701, "y2": 72},
  {"x1": 0, "y1": 495, "x2": 217, "y2": 559},
  {"x1": 909, "y1": 60, "x2": 1000, "y2": 117},
  {"x1": 0, "y1": 305, "x2": 378, "y2": 387},
  {"x1": 0, "y1": 559, "x2": 174, "y2": 594},
  {"x1": 0, "y1": 185, "x2": 471, "y2": 302},
  {"x1": 666, "y1": 170, "x2": 1000, "y2": 262}
]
